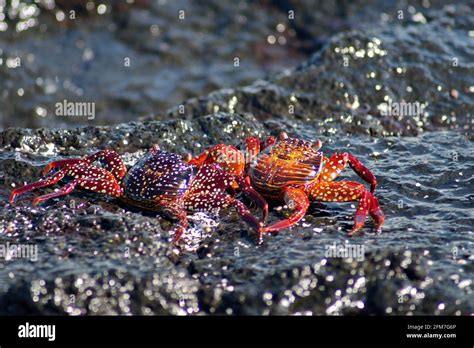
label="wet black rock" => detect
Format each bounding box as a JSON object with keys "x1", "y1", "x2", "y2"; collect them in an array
[
  {"x1": 0, "y1": 2, "x2": 473, "y2": 316},
  {"x1": 3, "y1": 1, "x2": 472, "y2": 129},
  {"x1": 1, "y1": 0, "x2": 310, "y2": 128},
  {"x1": 166, "y1": 3, "x2": 473, "y2": 137},
  {"x1": 0, "y1": 115, "x2": 473, "y2": 314}
]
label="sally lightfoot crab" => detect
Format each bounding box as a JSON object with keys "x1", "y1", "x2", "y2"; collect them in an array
[
  {"x1": 188, "y1": 132, "x2": 385, "y2": 243},
  {"x1": 9, "y1": 145, "x2": 267, "y2": 242}
]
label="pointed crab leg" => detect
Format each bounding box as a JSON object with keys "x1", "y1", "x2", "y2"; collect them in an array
[
  {"x1": 234, "y1": 175, "x2": 268, "y2": 221},
  {"x1": 228, "y1": 196, "x2": 263, "y2": 233},
  {"x1": 351, "y1": 190, "x2": 372, "y2": 235},
  {"x1": 158, "y1": 203, "x2": 189, "y2": 243},
  {"x1": 308, "y1": 181, "x2": 384, "y2": 235},
  {"x1": 10, "y1": 171, "x2": 66, "y2": 203},
  {"x1": 32, "y1": 175, "x2": 124, "y2": 206},
  {"x1": 32, "y1": 180, "x2": 78, "y2": 206},
  {"x1": 42, "y1": 158, "x2": 85, "y2": 176},
  {"x1": 43, "y1": 150, "x2": 127, "y2": 181},
  {"x1": 12, "y1": 163, "x2": 124, "y2": 205},
  {"x1": 259, "y1": 186, "x2": 310, "y2": 239},
  {"x1": 320, "y1": 153, "x2": 378, "y2": 192},
  {"x1": 347, "y1": 154, "x2": 378, "y2": 193},
  {"x1": 87, "y1": 150, "x2": 127, "y2": 180},
  {"x1": 368, "y1": 194, "x2": 385, "y2": 233}
]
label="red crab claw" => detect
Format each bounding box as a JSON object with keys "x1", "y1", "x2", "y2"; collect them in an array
[
  {"x1": 258, "y1": 187, "x2": 310, "y2": 237},
  {"x1": 242, "y1": 136, "x2": 276, "y2": 165},
  {"x1": 265, "y1": 136, "x2": 277, "y2": 147},
  {"x1": 42, "y1": 149, "x2": 127, "y2": 181},
  {"x1": 179, "y1": 163, "x2": 265, "y2": 243},
  {"x1": 187, "y1": 143, "x2": 269, "y2": 222},
  {"x1": 10, "y1": 150, "x2": 126, "y2": 205},
  {"x1": 243, "y1": 137, "x2": 260, "y2": 165},
  {"x1": 188, "y1": 144, "x2": 245, "y2": 176}
]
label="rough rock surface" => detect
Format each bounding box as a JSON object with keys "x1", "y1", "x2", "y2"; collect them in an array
[
  {"x1": 0, "y1": 1, "x2": 472, "y2": 315},
  {"x1": 165, "y1": 3, "x2": 473, "y2": 137},
  {"x1": 1, "y1": 113, "x2": 472, "y2": 315}
]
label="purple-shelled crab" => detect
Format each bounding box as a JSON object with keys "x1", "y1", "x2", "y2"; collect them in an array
[{"x1": 9, "y1": 145, "x2": 267, "y2": 242}]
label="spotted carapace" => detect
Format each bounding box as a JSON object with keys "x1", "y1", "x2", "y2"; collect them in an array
[{"x1": 188, "y1": 132, "x2": 385, "y2": 243}]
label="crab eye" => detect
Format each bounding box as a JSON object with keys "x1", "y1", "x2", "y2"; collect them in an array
[
  {"x1": 278, "y1": 131, "x2": 289, "y2": 140},
  {"x1": 150, "y1": 144, "x2": 161, "y2": 153},
  {"x1": 312, "y1": 140, "x2": 322, "y2": 150},
  {"x1": 182, "y1": 153, "x2": 192, "y2": 162}
]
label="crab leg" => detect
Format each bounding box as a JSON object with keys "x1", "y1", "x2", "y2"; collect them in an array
[
  {"x1": 42, "y1": 158, "x2": 86, "y2": 176},
  {"x1": 12, "y1": 163, "x2": 124, "y2": 205},
  {"x1": 32, "y1": 180, "x2": 78, "y2": 206},
  {"x1": 187, "y1": 149, "x2": 212, "y2": 167},
  {"x1": 320, "y1": 153, "x2": 377, "y2": 192},
  {"x1": 188, "y1": 146, "x2": 269, "y2": 220},
  {"x1": 32, "y1": 175, "x2": 123, "y2": 206},
  {"x1": 188, "y1": 144, "x2": 246, "y2": 177},
  {"x1": 43, "y1": 150, "x2": 127, "y2": 180},
  {"x1": 235, "y1": 176, "x2": 268, "y2": 221},
  {"x1": 228, "y1": 197, "x2": 263, "y2": 232},
  {"x1": 242, "y1": 136, "x2": 276, "y2": 165},
  {"x1": 368, "y1": 194, "x2": 384, "y2": 233},
  {"x1": 309, "y1": 181, "x2": 384, "y2": 235},
  {"x1": 160, "y1": 203, "x2": 189, "y2": 243},
  {"x1": 10, "y1": 171, "x2": 66, "y2": 203},
  {"x1": 260, "y1": 187, "x2": 310, "y2": 237},
  {"x1": 179, "y1": 163, "x2": 264, "y2": 241},
  {"x1": 347, "y1": 154, "x2": 378, "y2": 193}
]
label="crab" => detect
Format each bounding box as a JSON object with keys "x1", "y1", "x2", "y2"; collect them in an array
[
  {"x1": 188, "y1": 132, "x2": 385, "y2": 243},
  {"x1": 9, "y1": 145, "x2": 267, "y2": 242}
]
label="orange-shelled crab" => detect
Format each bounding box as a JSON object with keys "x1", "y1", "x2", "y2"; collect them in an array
[{"x1": 188, "y1": 132, "x2": 385, "y2": 243}]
